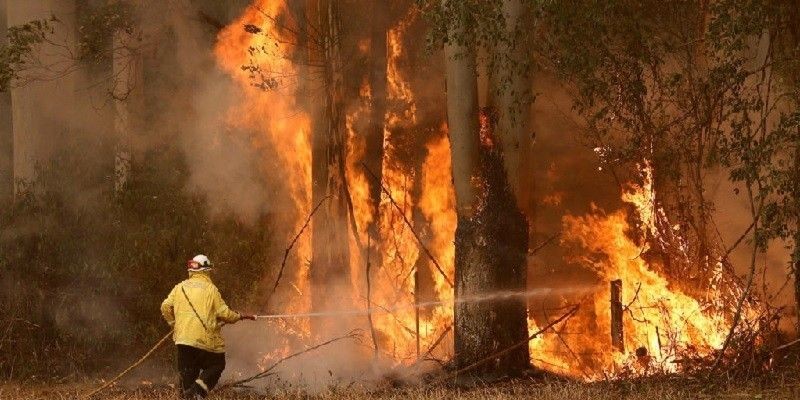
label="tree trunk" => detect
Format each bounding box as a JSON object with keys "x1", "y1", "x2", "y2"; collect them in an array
[
  {"x1": 0, "y1": 0, "x2": 12, "y2": 204},
  {"x1": 111, "y1": 12, "x2": 143, "y2": 194},
  {"x1": 494, "y1": 0, "x2": 531, "y2": 205},
  {"x1": 444, "y1": 26, "x2": 480, "y2": 219},
  {"x1": 365, "y1": 1, "x2": 388, "y2": 234},
  {"x1": 310, "y1": 0, "x2": 351, "y2": 324},
  {"x1": 446, "y1": 4, "x2": 529, "y2": 375}
]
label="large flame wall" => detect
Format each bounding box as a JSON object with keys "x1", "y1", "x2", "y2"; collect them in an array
[{"x1": 215, "y1": 0, "x2": 744, "y2": 381}]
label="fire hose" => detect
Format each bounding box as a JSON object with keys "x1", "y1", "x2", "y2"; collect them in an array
[
  {"x1": 82, "y1": 330, "x2": 173, "y2": 399},
  {"x1": 82, "y1": 287, "x2": 586, "y2": 398},
  {"x1": 79, "y1": 313, "x2": 307, "y2": 399}
]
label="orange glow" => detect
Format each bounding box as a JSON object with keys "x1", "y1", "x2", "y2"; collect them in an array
[
  {"x1": 529, "y1": 164, "x2": 747, "y2": 378},
  {"x1": 215, "y1": 0, "x2": 312, "y2": 336},
  {"x1": 216, "y1": 0, "x2": 749, "y2": 382}
]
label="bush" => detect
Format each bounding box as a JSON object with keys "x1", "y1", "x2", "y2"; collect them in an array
[{"x1": 0, "y1": 142, "x2": 275, "y2": 379}]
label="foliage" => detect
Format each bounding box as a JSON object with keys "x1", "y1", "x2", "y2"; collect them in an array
[
  {"x1": 708, "y1": 0, "x2": 800, "y2": 253},
  {"x1": 0, "y1": 141, "x2": 275, "y2": 379},
  {"x1": 78, "y1": 1, "x2": 137, "y2": 64},
  {"x1": 0, "y1": 3, "x2": 138, "y2": 92},
  {"x1": 418, "y1": 0, "x2": 533, "y2": 113},
  {"x1": 0, "y1": 17, "x2": 55, "y2": 91},
  {"x1": 420, "y1": 0, "x2": 798, "y2": 306},
  {"x1": 529, "y1": 0, "x2": 800, "y2": 288},
  {"x1": 534, "y1": 1, "x2": 723, "y2": 177}
]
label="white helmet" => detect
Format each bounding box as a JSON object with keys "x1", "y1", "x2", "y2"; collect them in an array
[{"x1": 187, "y1": 254, "x2": 213, "y2": 272}]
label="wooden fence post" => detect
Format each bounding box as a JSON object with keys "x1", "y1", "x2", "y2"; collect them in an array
[{"x1": 611, "y1": 279, "x2": 624, "y2": 352}]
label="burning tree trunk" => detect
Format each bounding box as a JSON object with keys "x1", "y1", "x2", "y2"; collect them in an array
[
  {"x1": 363, "y1": 5, "x2": 388, "y2": 349},
  {"x1": 309, "y1": 0, "x2": 351, "y2": 321},
  {"x1": 365, "y1": 1, "x2": 388, "y2": 233},
  {"x1": 445, "y1": 8, "x2": 529, "y2": 374}
]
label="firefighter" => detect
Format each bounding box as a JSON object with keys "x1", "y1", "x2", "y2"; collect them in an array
[{"x1": 160, "y1": 254, "x2": 255, "y2": 399}]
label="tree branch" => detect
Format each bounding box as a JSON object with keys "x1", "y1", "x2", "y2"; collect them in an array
[
  {"x1": 265, "y1": 194, "x2": 331, "y2": 308},
  {"x1": 360, "y1": 161, "x2": 454, "y2": 288},
  {"x1": 222, "y1": 329, "x2": 363, "y2": 388}
]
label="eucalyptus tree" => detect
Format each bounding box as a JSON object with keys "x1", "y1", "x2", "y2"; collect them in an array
[{"x1": 421, "y1": 0, "x2": 534, "y2": 375}]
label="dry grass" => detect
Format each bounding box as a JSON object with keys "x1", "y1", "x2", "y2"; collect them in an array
[{"x1": 3, "y1": 377, "x2": 800, "y2": 400}]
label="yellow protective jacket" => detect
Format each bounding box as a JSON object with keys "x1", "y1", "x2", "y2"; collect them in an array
[{"x1": 160, "y1": 271, "x2": 241, "y2": 353}]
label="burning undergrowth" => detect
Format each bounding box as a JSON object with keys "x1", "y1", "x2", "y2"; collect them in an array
[{"x1": 530, "y1": 164, "x2": 760, "y2": 379}]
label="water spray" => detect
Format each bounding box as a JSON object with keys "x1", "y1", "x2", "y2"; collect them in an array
[{"x1": 252, "y1": 286, "x2": 596, "y2": 320}]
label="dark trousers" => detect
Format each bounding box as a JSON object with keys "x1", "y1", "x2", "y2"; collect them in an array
[{"x1": 176, "y1": 344, "x2": 226, "y2": 397}]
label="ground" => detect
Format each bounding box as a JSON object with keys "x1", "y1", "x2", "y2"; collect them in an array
[{"x1": 2, "y1": 377, "x2": 800, "y2": 400}]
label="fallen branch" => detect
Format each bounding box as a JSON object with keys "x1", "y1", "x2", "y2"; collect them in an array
[
  {"x1": 430, "y1": 305, "x2": 579, "y2": 384},
  {"x1": 542, "y1": 307, "x2": 592, "y2": 381},
  {"x1": 529, "y1": 231, "x2": 561, "y2": 255},
  {"x1": 223, "y1": 329, "x2": 362, "y2": 388},
  {"x1": 713, "y1": 184, "x2": 762, "y2": 370},
  {"x1": 422, "y1": 324, "x2": 452, "y2": 361},
  {"x1": 266, "y1": 194, "x2": 332, "y2": 307},
  {"x1": 772, "y1": 337, "x2": 800, "y2": 352},
  {"x1": 360, "y1": 162, "x2": 453, "y2": 288}
]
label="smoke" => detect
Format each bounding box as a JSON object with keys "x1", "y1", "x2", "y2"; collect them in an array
[
  {"x1": 135, "y1": 0, "x2": 271, "y2": 222},
  {"x1": 4, "y1": 0, "x2": 796, "y2": 386},
  {"x1": 180, "y1": 70, "x2": 269, "y2": 221},
  {"x1": 222, "y1": 281, "x2": 403, "y2": 393},
  {"x1": 709, "y1": 171, "x2": 794, "y2": 313}
]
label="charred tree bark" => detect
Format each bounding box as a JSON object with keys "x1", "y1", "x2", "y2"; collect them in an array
[
  {"x1": 458, "y1": 109, "x2": 530, "y2": 375},
  {"x1": 452, "y1": 149, "x2": 530, "y2": 375},
  {"x1": 446, "y1": 8, "x2": 529, "y2": 372},
  {"x1": 310, "y1": 0, "x2": 351, "y2": 321}
]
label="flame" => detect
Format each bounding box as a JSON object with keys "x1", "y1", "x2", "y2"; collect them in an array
[
  {"x1": 345, "y1": 9, "x2": 456, "y2": 362},
  {"x1": 529, "y1": 163, "x2": 741, "y2": 379},
  {"x1": 215, "y1": 0, "x2": 312, "y2": 338},
  {"x1": 216, "y1": 0, "x2": 748, "y2": 382}
]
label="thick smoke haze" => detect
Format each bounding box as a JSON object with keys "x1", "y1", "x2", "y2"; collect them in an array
[{"x1": 141, "y1": 0, "x2": 271, "y2": 221}]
